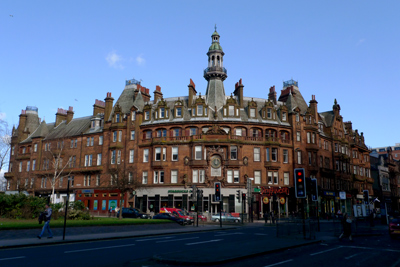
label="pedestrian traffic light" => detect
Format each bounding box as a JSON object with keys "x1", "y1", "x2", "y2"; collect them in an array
[
  {"x1": 294, "y1": 168, "x2": 306, "y2": 198},
  {"x1": 236, "y1": 190, "x2": 241, "y2": 203},
  {"x1": 363, "y1": 190, "x2": 369, "y2": 204},
  {"x1": 310, "y1": 178, "x2": 318, "y2": 201},
  {"x1": 215, "y1": 182, "x2": 221, "y2": 201},
  {"x1": 242, "y1": 193, "x2": 246, "y2": 202}
]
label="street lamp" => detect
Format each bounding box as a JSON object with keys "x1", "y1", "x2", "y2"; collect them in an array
[{"x1": 62, "y1": 177, "x2": 71, "y2": 241}]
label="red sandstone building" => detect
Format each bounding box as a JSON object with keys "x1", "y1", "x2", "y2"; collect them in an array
[{"x1": 5, "y1": 30, "x2": 372, "y2": 218}]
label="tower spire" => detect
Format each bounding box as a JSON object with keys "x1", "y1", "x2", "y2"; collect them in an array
[{"x1": 204, "y1": 27, "x2": 227, "y2": 111}]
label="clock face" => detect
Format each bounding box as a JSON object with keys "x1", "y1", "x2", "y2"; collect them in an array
[{"x1": 211, "y1": 157, "x2": 221, "y2": 168}]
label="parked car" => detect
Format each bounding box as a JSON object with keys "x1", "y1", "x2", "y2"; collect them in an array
[
  {"x1": 211, "y1": 213, "x2": 241, "y2": 223},
  {"x1": 160, "y1": 208, "x2": 194, "y2": 225},
  {"x1": 117, "y1": 208, "x2": 151, "y2": 219},
  {"x1": 153, "y1": 213, "x2": 186, "y2": 225},
  {"x1": 389, "y1": 218, "x2": 400, "y2": 239}
]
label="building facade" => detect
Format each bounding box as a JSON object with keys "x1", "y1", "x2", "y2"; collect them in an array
[{"x1": 5, "y1": 30, "x2": 372, "y2": 218}]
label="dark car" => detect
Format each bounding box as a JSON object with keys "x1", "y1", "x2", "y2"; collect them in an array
[
  {"x1": 389, "y1": 218, "x2": 400, "y2": 238},
  {"x1": 153, "y1": 213, "x2": 186, "y2": 225},
  {"x1": 117, "y1": 208, "x2": 151, "y2": 219}
]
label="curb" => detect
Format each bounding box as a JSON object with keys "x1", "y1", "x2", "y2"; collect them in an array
[
  {"x1": 0, "y1": 226, "x2": 238, "y2": 250},
  {"x1": 153, "y1": 239, "x2": 322, "y2": 265}
]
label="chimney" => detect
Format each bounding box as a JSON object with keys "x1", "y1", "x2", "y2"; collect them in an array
[
  {"x1": 67, "y1": 106, "x2": 74, "y2": 124},
  {"x1": 154, "y1": 85, "x2": 163, "y2": 103},
  {"x1": 268, "y1": 86, "x2": 277, "y2": 105},
  {"x1": 309, "y1": 95, "x2": 318, "y2": 122},
  {"x1": 104, "y1": 92, "x2": 114, "y2": 122},
  {"x1": 188, "y1": 79, "x2": 197, "y2": 106},
  {"x1": 93, "y1": 99, "x2": 106, "y2": 116},
  {"x1": 233, "y1": 78, "x2": 244, "y2": 108},
  {"x1": 17, "y1": 109, "x2": 27, "y2": 141},
  {"x1": 55, "y1": 108, "x2": 67, "y2": 127},
  {"x1": 344, "y1": 121, "x2": 353, "y2": 132},
  {"x1": 140, "y1": 86, "x2": 151, "y2": 103}
]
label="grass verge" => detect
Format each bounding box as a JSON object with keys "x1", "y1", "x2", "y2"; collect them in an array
[{"x1": 0, "y1": 217, "x2": 171, "y2": 230}]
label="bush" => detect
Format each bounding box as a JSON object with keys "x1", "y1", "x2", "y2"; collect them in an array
[{"x1": 0, "y1": 193, "x2": 47, "y2": 219}]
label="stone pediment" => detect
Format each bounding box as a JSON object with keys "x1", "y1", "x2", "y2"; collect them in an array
[{"x1": 204, "y1": 124, "x2": 228, "y2": 135}]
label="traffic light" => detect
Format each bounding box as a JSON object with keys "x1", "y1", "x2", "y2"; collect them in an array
[
  {"x1": 363, "y1": 190, "x2": 369, "y2": 204},
  {"x1": 190, "y1": 185, "x2": 197, "y2": 201},
  {"x1": 197, "y1": 189, "x2": 203, "y2": 201},
  {"x1": 294, "y1": 168, "x2": 306, "y2": 198},
  {"x1": 310, "y1": 178, "x2": 318, "y2": 201},
  {"x1": 215, "y1": 182, "x2": 221, "y2": 201},
  {"x1": 236, "y1": 190, "x2": 241, "y2": 203},
  {"x1": 242, "y1": 193, "x2": 246, "y2": 203}
]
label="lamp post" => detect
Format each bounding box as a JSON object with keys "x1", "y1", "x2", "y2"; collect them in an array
[{"x1": 62, "y1": 178, "x2": 70, "y2": 241}]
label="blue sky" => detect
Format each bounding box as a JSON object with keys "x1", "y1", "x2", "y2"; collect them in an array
[{"x1": 1, "y1": 0, "x2": 399, "y2": 149}]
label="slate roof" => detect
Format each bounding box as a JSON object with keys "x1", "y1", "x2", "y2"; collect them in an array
[{"x1": 108, "y1": 84, "x2": 138, "y2": 121}]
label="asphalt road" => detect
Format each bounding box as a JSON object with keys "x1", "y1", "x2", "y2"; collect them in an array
[
  {"x1": 1, "y1": 222, "x2": 398, "y2": 267},
  {"x1": 0, "y1": 226, "x2": 274, "y2": 267}
]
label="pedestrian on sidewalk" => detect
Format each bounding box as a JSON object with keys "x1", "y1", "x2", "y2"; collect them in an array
[
  {"x1": 270, "y1": 211, "x2": 275, "y2": 224},
  {"x1": 339, "y1": 213, "x2": 353, "y2": 241},
  {"x1": 115, "y1": 206, "x2": 120, "y2": 217},
  {"x1": 108, "y1": 207, "x2": 112, "y2": 217},
  {"x1": 37, "y1": 204, "x2": 53, "y2": 239},
  {"x1": 263, "y1": 211, "x2": 268, "y2": 225}
]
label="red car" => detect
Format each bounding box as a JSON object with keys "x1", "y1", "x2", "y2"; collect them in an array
[{"x1": 389, "y1": 218, "x2": 400, "y2": 238}]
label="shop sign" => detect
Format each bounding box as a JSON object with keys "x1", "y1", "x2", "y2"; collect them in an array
[
  {"x1": 280, "y1": 197, "x2": 286, "y2": 205},
  {"x1": 168, "y1": 190, "x2": 189, "y2": 194},
  {"x1": 82, "y1": 189, "x2": 93, "y2": 193},
  {"x1": 346, "y1": 194, "x2": 352, "y2": 198},
  {"x1": 260, "y1": 187, "x2": 289, "y2": 196},
  {"x1": 323, "y1": 191, "x2": 335, "y2": 197},
  {"x1": 339, "y1": 191, "x2": 346, "y2": 200},
  {"x1": 263, "y1": 197, "x2": 269, "y2": 204}
]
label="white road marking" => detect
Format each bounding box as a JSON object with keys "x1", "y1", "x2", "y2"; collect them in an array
[
  {"x1": 156, "y1": 237, "x2": 199, "y2": 243},
  {"x1": 136, "y1": 237, "x2": 174, "y2": 242},
  {"x1": 214, "y1": 232, "x2": 243, "y2": 237},
  {"x1": 64, "y1": 244, "x2": 135, "y2": 253},
  {"x1": 264, "y1": 259, "x2": 293, "y2": 267},
  {"x1": 0, "y1": 256, "x2": 26, "y2": 261},
  {"x1": 343, "y1": 245, "x2": 400, "y2": 252},
  {"x1": 310, "y1": 247, "x2": 342, "y2": 256},
  {"x1": 345, "y1": 252, "x2": 362, "y2": 260},
  {"x1": 186, "y1": 239, "x2": 223, "y2": 245}
]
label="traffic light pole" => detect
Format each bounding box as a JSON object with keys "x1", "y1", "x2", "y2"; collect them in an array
[
  {"x1": 219, "y1": 199, "x2": 222, "y2": 228},
  {"x1": 317, "y1": 198, "x2": 320, "y2": 232},
  {"x1": 302, "y1": 199, "x2": 306, "y2": 239}
]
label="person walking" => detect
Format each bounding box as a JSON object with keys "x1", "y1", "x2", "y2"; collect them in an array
[
  {"x1": 339, "y1": 213, "x2": 353, "y2": 241},
  {"x1": 37, "y1": 204, "x2": 53, "y2": 239},
  {"x1": 115, "y1": 206, "x2": 120, "y2": 217},
  {"x1": 263, "y1": 211, "x2": 269, "y2": 225},
  {"x1": 108, "y1": 207, "x2": 112, "y2": 217},
  {"x1": 270, "y1": 211, "x2": 275, "y2": 224}
]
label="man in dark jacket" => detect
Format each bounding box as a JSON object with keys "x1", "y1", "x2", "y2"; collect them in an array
[{"x1": 37, "y1": 204, "x2": 53, "y2": 239}]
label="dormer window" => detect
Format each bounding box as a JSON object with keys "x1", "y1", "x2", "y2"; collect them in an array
[
  {"x1": 145, "y1": 111, "x2": 150, "y2": 121},
  {"x1": 250, "y1": 108, "x2": 256, "y2": 118},
  {"x1": 296, "y1": 113, "x2": 299, "y2": 122},
  {"x1": 197, "y1": 105, "x2": 203, "y2": 116},
  {"x1": 282, "y1": 112, "x2": 287, "y2": 121},
  {"x1": 159, "y1": 108, "x2": 165, "y2": 118},
  {"x1": 267, "y1": 108, "x2": 272, "y2": 119},
  {"x1": 131, "y1": 111, "x2": 136, "y2": 121},
  {"x1": 116, "y1": 113, "x2": 121, "y2": 123},
  {"x1": 229, "y1": 106, "x2": 234, "y2": 116},
  {"x1": 176, "y1": 107, "x2": 182, "y2": 117}
]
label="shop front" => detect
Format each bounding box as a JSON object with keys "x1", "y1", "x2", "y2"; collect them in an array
[
  {"x1": 321, "y1": 191, "x2": 336, "y2": 218},
  {"x1": 255, "y1": 186, "x2": 290, "y2": 219}
]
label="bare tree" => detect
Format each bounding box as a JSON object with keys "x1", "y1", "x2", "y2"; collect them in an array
[
  {"x1": 0, "y1": 119, "x2": 11, "y2": 191},
  {"x1": 106, "y1": 165, "x2": 139, "y2": 219},
  {"x1": 42, "y1": 139, "x2": 71, "y2": 204}
]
